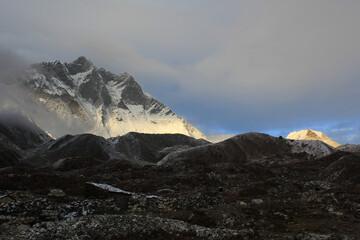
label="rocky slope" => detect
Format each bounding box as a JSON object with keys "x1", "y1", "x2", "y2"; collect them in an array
[
  {"x1": 19, "y1": 57, "x2": 205, "y2": 139},
  {"x1": 158, "y1": 133, "x2": 336, "y2": 166},
  {"x1": 0, "y1": 113, "x2": 51, "y2": 168},
  {"x1": 286, "y1": 128, "x2": 340, "y2": 148},
  {"x1": 337, "y1": 144, "x2": 360, "y2": 152},
  {"x1": 21, "y1": 132, "x2": 209, "y2": 168}
]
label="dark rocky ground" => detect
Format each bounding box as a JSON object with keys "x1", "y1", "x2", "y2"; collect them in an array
[{"x1": 1, "y1": 148, "x2": 359, "y2": 239}]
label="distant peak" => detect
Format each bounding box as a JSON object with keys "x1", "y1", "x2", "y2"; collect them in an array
[
  {"x1": 286, "y1": 129, "x2": 340, "y2": 148},
  {"x1": 120, "y1": 72, "x2": 133, "y2": 81},
  {"x1": 77, "y1": 56, "x2": 87, "y2": 60},
  {"x1": 72, "y1": 56, "x2": 93, "y2": 65},
  {"x1": 52, "y1": 60, "x2": 62, "y2": 66},
  {"x1": 306, "y1": 128, "x2": 314, "y2": 134},
  {"x1": 65, "y1": 56, "x2": 94, "y2": 74}
]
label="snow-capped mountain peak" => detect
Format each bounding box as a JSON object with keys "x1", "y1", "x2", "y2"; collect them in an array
[
  {"x1": 286, "y1": 128, "x2": 340, "y2": 148},
  {"x1": 21, "y1": 57, "x2": 206, "y2": 139}
]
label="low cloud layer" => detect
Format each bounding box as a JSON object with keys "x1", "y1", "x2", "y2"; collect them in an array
[
  {"x1": 1, "y1": 0, "x2": 359, "y2": 143},
  {"x1": 0, "y1": 48, "x2": 88, "y2": 137}
]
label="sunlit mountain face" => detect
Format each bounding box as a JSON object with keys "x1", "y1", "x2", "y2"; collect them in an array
[
  {"x1": 16, "y1": 56, "x2": 206, "y2": 139},
  {"x1": 286, "y1": 128, "x2": 340, "y2": 148}
]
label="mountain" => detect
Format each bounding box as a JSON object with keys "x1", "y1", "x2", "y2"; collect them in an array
[
  {"x1": 0, "y1": 112, "x2": 51, "y2": 168},
  {"x1": 286, "y1": 128, "x2": 340, "y2": 148},
  {"x1": 20, "y1": 56, "x2": 205, "y2": 139},
  {"x1": 9, "y1": 130, "x2": 333, "y2": 169},
  {"x1": 21, "y1": 132, "x2": 209, "y2": 169},
  {"x1": 337, "y1": 144, "x2": 360, "y2": 152},
  {"x1": 158, "y1": 132, "x2": 335, "y2": 166}
]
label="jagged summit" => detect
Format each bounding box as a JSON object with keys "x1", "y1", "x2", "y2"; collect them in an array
[
  {"x1": 65, "y1": 56, "x2": 94, "y2": 74},
  {"x1": 286, "y1": 128, "x2": 340, "y2": 148},
  {"x1": 21, "y1": 57, "x2": 206, "y2": 139}
]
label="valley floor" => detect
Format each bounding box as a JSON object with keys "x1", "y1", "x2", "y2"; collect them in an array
[{"x1": 1, "y1": 152, "x2": 359, "y2": 239}]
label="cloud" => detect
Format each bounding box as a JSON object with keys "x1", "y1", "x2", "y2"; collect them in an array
[
  {"x1": 0, "y1": 48, "x2": 89, "y2": 137},
  {"x1": 0, "y1": 0, "x2": 218, "y2": 80},
  {"x1": 326, "y1": 121, "x2": 360, "y2": 144},
  {"x1": 176, "y1": 1, "x2": 360, "y2": 141},
  {"x1": 187, "y1": 1, "x2": 360, "y2": 99},
  {"x1": 0, "y1": 0, "x2": 359, "y2": 143}
]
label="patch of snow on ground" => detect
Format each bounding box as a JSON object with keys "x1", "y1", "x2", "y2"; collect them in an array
[
  {"x1": 88, "y1": 182, "x2": 162, "y2": 199},
  {"x1": 88, "y1": 182, "x2": 134, "y2": 195}
]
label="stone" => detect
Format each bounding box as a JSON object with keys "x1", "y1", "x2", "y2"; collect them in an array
[
  {"x1": 17, "y1": 224, "x2": 30, "y2": 232},
  {"x1": 237, "y1": 201, "x2": 248, "y2": 207},
  {"x1": 251, "y1": 199, "x2": 264, "y2": 205},
  {"x1": 48, "y1": 189, "x2": 65, "y2": 198}
]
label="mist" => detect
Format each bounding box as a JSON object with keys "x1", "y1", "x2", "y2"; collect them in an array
[{"x1": 0, "y1": 48, "x2": 89, "y2": 138}]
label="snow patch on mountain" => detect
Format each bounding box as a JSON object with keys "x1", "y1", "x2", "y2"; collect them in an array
[
  {"x1": 105, "y1": 80, "x2": 126, "y2": 103},
  {"x1": 70, "y1": 67, "x2": 94, "y2": 86},
  {"x1": 286, "y1": 139, "x2": 335, "y2": 157}
]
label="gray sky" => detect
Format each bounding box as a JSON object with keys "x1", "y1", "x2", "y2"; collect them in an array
[{"x1": 1, "y1": 0, "x2": 360, "y2": 143}]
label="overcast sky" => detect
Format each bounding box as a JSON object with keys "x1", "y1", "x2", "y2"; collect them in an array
[{"x1": 1, "y1": 0, "x2": 360, "y2": 143}]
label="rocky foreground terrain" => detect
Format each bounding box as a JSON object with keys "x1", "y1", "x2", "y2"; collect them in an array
[{"x1": 1, "y1": 116, "x2": 360, "y2": 239}]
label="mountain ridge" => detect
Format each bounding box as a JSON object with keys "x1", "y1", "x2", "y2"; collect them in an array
[{"x1": 20, "y1": 56, "x2": 206, "y2": 139}]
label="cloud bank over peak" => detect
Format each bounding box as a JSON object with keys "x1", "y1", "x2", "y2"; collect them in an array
[{"x1": 0, "y1": 0, "x2": 359, "y2": 143}]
